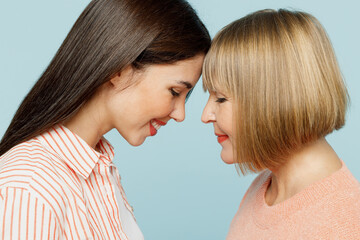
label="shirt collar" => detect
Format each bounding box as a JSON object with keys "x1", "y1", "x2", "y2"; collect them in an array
[{"x1": 38, "y1": 124, "x2": 115, "y2": 179}]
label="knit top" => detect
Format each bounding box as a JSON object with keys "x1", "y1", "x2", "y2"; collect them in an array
[{"x1": 226, "y1": 162, "x2": 360, "y2": 240}]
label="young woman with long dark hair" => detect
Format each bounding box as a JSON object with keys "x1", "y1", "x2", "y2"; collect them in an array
[{"x1": 0, "y1": 0, "x2": 210, "y2": 239}]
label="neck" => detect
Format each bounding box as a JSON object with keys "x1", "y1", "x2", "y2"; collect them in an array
[
  {"x1": 265, "y1": 138, "x2": 342, "y2": 206},
  {"x1": 63, "y1": 90, "x2": 111, "y2": 150}
]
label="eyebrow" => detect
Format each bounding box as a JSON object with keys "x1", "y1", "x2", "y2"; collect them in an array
[{"x1": 177, "y1": 81, "x2": 193, "y2": 89}]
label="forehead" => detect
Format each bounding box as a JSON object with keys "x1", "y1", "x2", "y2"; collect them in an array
[{"x1": 140, "y1": 54, "x2": 204, "y2": 84}]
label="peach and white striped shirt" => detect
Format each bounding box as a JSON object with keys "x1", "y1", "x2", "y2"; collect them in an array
[{"x1": 0, "y1": 125, "x2": 143, "y2": 239}]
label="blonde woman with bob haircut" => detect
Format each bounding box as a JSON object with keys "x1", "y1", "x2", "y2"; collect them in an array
[{"x1": 202, "y1": 9, "x2": 360, "y2": 239}]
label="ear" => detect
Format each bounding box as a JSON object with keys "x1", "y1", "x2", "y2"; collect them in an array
[{"x1": 109, "y1": 65, "x2": 135, "y2": 88}]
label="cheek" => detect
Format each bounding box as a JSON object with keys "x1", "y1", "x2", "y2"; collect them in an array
[
  {"x1": 145, "y1": 97, "x2": 174, "y2": 119},
  {"x1": 223, "y1": 110, "x2": 234, "y2": 137},
  {"x1": 106, "y1": 94, "x2": 125, "y2": 119},
  {"x1": 217, "y1": 114, "x2": 233, "y2": 137}
]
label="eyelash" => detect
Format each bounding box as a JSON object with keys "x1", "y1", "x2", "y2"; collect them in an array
[
  {"x1": 170, "y1": 88, "x2": 180, "y2": 97},
  {"x1": 185, "y1": 88, "x2": 194, "y2": 103},
  {"x1": 215, "y1": 97, "x2": 227, "y2": 103}
]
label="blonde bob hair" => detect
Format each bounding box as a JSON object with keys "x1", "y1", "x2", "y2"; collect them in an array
[{"x1": 203, "y1": 9, "x2": 349, "y2": 174}]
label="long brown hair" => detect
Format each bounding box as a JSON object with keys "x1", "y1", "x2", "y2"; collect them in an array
[{"x1": 0, "y1": 0, "x2": 210, "y2": 156}]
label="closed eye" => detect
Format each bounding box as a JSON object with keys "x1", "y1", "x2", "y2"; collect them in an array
[
  {"x1": 170, "y1": 88, "x2": 180, "y2": 97},
  {"x1": 215, "y1": 97, "x2": 227, "y2": 103}
]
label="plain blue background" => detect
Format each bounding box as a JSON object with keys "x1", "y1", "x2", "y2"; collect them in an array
[{"x1": 0, "y1": 1, "x2": 359, "y2": 239}]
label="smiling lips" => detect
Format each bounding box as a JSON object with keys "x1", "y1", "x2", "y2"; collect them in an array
[
  {"x1": 215, "y1": 133, "x2": 229, "y2": 143},
  {"x1": 150, "y1": 119, "x2": 167, "y2": 136}
]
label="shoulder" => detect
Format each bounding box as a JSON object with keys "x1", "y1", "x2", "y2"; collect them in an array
[
  {"x1": 313, "y1": 169, "x2": 360, "y2": 237},
  {"x1": 327, "y1": 163, "x2": 360, "y2": 207},
  {"x1": 1, "y1": 138, "x2": 68, "y2": 186},
  {"x1": 0, "y1": 138, "x2": 78, "y2": 219},
  {"x1": 326, "y1": 175, "x2": 360, "y2": 219},
  {"x1": 0, "y1": 138, "x2": 51, "y2": 188}
]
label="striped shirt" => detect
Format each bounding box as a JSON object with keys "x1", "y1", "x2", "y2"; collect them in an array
[{"x1": 0, "y1": 125, "x2": 144, "y2": 239}]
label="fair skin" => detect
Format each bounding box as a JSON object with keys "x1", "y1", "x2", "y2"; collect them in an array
[
  {"x1": 64, "y1": 54, "x2": 204, "y2": 149},
  {"x1": 202, "y1": 87, "x2": 342, "y2": 206},
  {"x1": 201, "y1": 89, "x2": 234, "y2": 164},
  {"x1": 265, "y1": 138, "x2": 342, "y2": 206}
]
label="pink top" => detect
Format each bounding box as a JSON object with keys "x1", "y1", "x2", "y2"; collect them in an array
[{"x1": 226, "y1": 162, "x2": 360, "y2": 240}]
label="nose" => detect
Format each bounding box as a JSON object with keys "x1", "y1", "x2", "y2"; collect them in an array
[
  {"x1": 169, "y1": 99, "x2": 186, "y2": 122},
  {"x1": 201, "y1": 98, "x2": 216, "y2": 123}
]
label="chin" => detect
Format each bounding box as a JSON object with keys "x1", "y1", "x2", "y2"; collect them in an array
[
  {"x1": 127, "y1": 137, "x2": 146, "y2": 147},
  {"x1": 221, "y1": 159, "x2": 235, "y2": 164},
  {"x1": 118, "y1": 130, "x2": 146, "y2": 146},
  {"x1": 220, "y1": 151, "x2": 235, "y2": 164}
]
